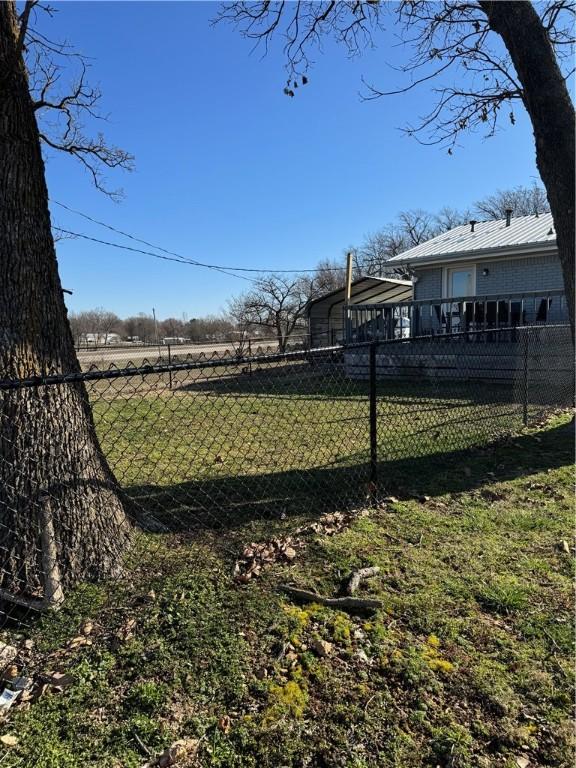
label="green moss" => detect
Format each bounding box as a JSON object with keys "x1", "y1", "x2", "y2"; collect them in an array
[
  {"x1": 265, "y1": 680, "x2": 308, "y2": 721},
  {"x1": 331, "y1": 612, "x2": 353, "y2": 645}
]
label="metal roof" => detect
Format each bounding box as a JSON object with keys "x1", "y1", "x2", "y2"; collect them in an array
[
  {"x1": 307, "y1": 276, "x2": 412, "y2": 316},
  {"x1": 387, "y1": 213, "x2": 556, "y2": 266}
]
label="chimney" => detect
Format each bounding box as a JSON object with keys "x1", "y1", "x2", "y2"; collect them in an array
[
  {"x1": 505, "y1": 208, "x2": 513, "y2": 227},
  {"x1": 469, "y1": 220, "x2": 477, "y2": 233}
]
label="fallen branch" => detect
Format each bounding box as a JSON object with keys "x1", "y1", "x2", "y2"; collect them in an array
[
  {"x1": 278, "y1": 585, "x2": 382, "y2": 615},
  {"x1": 0, "y1": 588, "x2": 49, "y2": 611},
  {"x1": 344, "y1": 566, "x2": 380, "y2": 596}
]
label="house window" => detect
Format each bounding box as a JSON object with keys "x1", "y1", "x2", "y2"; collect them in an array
[{"x1": 445, "y1": 265, "x2": 476, "y2": 298}]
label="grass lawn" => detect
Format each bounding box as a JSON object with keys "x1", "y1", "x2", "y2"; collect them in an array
[
  {"x1": 0, "y1": 410, "x2": 573, "y2": 767},
  {"x1": 90, "y1": 366, "x2": 527, "y2": 530}
]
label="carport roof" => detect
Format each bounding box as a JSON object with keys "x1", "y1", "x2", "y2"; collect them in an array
[{"x1": 307, "y1": 276, "x2": 413, "y2": 316}]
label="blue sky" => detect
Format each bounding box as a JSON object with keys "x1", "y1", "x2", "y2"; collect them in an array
[{"x1": 40, "y1": 1, "x2": 543, "y2": 319}]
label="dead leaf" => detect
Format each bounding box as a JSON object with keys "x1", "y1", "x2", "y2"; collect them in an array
[
  {"x1": 515, "y1": 756, "x2": 530, "y2": 768},
  {"x1": 157, "y1": 738, "x2": 200, "y2": 767},
  {"x1": 45, "y1": 672, "x2": 74, "y2": 690},
  {"x1": 217, "y1": 715, "x2": 231, "y2": 734},
  {"x1": 382, "y1": 496, "x2": 399, "y2": 504},
  {"x1": 0, "y1": 644, "x2": 17, "y2": 666},
  {"x1": 81, "y1": 620, "x2": 94, "y2": 636},
  {"x1": 284, "y1": 546, "x2": 297, "y2": 561},
  {"x1": 117, "y1": 617, "x2": 137, "y2": 642},
  {"x1": 3, "y1": 666, "x2": 17, "y2": 680},
  {"x1": 67, "y1": 635, "x2": 91, "y2": 650},
  {"x1": 0, "y1": 734, "x2": 18, "y2": 747}
]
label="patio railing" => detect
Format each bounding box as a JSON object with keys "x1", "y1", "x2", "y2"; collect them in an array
[{"x1": 346, "y1": 289, "x2": 568, "y2": 342}]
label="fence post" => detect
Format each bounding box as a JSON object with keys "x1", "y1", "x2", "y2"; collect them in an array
[
  {"x1": 369, "y1": 341, "x2": 378, "y2": 486},
  {"x1": 167, "y1": 344, "x2": 173, "y2": 390},
  {"x1": 522, "y1": 330, "x2": 529, "y2": 426}
]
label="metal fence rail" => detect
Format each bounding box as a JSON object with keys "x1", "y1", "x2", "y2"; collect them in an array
[{"x1": 0, "y1": 325, "x2": 573, "y2": 629}]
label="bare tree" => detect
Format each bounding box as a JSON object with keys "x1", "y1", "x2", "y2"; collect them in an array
[
  {"x1": 123, "y1": 314, "x2": 156, "y2": 344},
  {"x1": 89, "y1": 308, "x2": 121, "y2": 345},
  {"x1": 353, "y1": 210, "x2": 435, "y2": 277},
  {"x1": 307, "y1": 257, "x2": 346, "y2": 296},
  {"x1": 187, "y1": 315, "x2": 237, "y2": 343},
  {"x1": 434, "y1": 206, "x2": 471, "y2": 232},
  {"x1": 68, "y1": 310, "x2": 92, "y2": 347},
  {"x1": 229, "y1": 275, "x2": 312, "y2": 352},
  {"x1": 0, "y1": 2, "x2": 132, "y2": 603},
  {"x1": 217, "y1": 1, "x2": 575, "y2": 333},
  {"x1": 474, "y1": 184, "x2": 550, "y2": 220},
  {"x1": 355, "y1": 226, "x2": 407, "y2": 277},
  {"x1": 159, "y1": 317, "x2": 186, "y2": 339}
]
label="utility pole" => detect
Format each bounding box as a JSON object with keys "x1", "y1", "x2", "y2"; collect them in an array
[{"x1": 152, "y1": 307, "x2": 162, "y2": 358}]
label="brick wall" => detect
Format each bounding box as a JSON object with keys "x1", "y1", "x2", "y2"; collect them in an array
[
  {"x1": 413, "y1": 252, "x2": 563, "y2": 301},
  {"x1": 475, "y1": 253, "x2": 563, "y2": 294},
  {"x1": 414, "y1": 267, "x2": 442, "y2": 300}
]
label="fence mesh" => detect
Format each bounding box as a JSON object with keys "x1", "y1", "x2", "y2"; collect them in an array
[{"x1": 0, "y1": 325, "x2": 573, "y2": 736}]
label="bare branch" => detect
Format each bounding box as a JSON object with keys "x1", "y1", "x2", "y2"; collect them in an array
[
  {"x1": 217, "y1": 0, "x2": 575, "y2": 149},
  {"x1": 18, "y1": 5, "x2": 134, "y2": 198}
]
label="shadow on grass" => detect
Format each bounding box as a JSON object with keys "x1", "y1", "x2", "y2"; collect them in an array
[
  {"x1": 176, "y1": 359, "x2": 525, "y2": 405},
  {"x1": 126, "y1": 419, "x2": 573, "y2": 535}
]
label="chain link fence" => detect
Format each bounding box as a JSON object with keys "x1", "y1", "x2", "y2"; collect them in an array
[{"x1": 0, "y1": 325, "x2": 573, "y2": 636}]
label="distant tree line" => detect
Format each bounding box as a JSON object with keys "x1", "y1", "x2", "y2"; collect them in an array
[{"x1": 68, "y1": 310, "x2": 238, "y2": 347}]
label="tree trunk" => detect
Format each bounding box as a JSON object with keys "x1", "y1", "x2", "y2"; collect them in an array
[
  {"x1": 480, "y1": 1, "x2": 575, "y2": 337},
  {"x1": 0, "y1": 2, "x2": 131, "y2": 604},
  {"x1": 276, "y1": 319, "x2": 286, "y2": 353}
]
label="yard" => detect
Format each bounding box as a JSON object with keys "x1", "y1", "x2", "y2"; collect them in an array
[
  {"x1": 89, "y1": 360, "x2": 528, "y2": 531},
  {"x1": 0, "y1": 364, "x2": 572, "y2": 768}
]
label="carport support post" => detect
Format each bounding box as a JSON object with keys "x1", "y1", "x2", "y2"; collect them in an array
[
  {"x1": 345, "y1": 251, "x2": 353, "y2": 343},
  {"x1": 369, "y1": 341, "x2": 378, "y2": 485},
  {"x1": 167, "y1": 344, "x2": 173, "y2": 390}
]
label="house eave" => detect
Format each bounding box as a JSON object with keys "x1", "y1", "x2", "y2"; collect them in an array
[{"x1": 388, "y1": 241, "x2": 558, "y2": 269}]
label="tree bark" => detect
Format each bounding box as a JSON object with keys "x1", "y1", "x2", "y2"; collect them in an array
[
  {"x1": 0, "y1": 1, "x2": 131, "y2": 603},
  {"x1": 276, "y1": 317, "x2": 286, "y2": 353},
  {"x1": 480, "y1": 1, "x2": 575, "y2": 337}
]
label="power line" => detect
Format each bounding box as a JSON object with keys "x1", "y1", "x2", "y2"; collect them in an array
[
  {"x1": 52, "y1": 227, "x2": 258, "y2": 284},
  {"x1": 50, "y1": 199, "x2": 348, "y2": 275}
]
